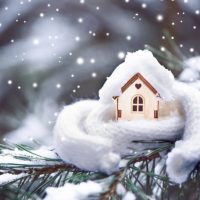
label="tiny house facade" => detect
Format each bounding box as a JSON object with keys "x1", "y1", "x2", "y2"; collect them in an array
[{"x1": 113, "y1": 73, "x2": 160, "y2": 120}]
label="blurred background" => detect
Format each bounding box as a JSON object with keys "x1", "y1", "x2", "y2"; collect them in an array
[{"x1": 0, "y1": 0, "x2": 199, "y2": 144}]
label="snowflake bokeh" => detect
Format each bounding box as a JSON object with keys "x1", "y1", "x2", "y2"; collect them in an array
[{"x1": 0, "y1": 0, "x2": 199, "y2": 138}]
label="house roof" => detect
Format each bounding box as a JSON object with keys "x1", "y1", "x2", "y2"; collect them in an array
[{"x1": 121, "y1": 72, "x2": 158, "y2": 95}]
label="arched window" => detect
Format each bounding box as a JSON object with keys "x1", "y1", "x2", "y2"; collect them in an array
[{"x1": 133, "y1": 95, "x2": 144, "y2": 112}]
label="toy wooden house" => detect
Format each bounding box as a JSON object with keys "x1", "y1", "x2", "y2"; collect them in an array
[{"x1": 113, "y1": 73, "x2": 161, "y2": 120}]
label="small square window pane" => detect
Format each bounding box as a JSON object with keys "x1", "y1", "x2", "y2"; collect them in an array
[
  {"x1": 133, "y1": 105, "x2": 137, "y2": 111},
  {"x1": 138, "y1": 106, "x2": 143, "y2": 111}
]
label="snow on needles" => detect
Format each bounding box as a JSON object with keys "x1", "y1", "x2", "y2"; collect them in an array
[
  {"x1": 0, "y1": 173, "x2": 26, "y2": 185},
  {"x1": 44, "y1": 181, "x2": 102, "y2": 200},
  {"x1": 99, "y1": 50, "x2": 175, "y2": 103},
  {"x1": 0, "y1": 146, "x2": 60, "y2": 186}
]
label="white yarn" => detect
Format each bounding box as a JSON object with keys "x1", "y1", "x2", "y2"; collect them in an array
[
  {"x1": 54, "y1": 81, "x2": 200, "y2": 183},
  {"x1": 54, "y1": 100, "x2": 121, "y2": 173},
  {"x1": 166, "y1": 82, "x2": 200, "y2": 183},
  {"x1": 54, "y1": 50, "x2": 200, "y2": 183}
]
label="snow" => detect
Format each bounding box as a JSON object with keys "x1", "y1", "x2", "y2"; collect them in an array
[
  {"x1": 0, "y1": 146, "x2": 59, "y2": 169},
  {"x1": 99, "y1": 50, "x2": 175, "y2": 103},
  {"x1": 6, "y1": 115, "x2": 50, "y2": 144},
  {"x1": 179, "y1": 68, "x2": 199, "y2": 82},
  {"x1": 152, "y1": 159, "x2": 165, "y2": 198},
  {"x1": 116, "y1": 183, "x2": 136, "y2": 200},
  {"x1": 0, "y1": 146, "x2": 60, "y2": 186},
  {"x1": 122, "y1": 192, "x2": 136, "y2": 200},
  {"x1": 0, "y1": 145, "x2": 60, "y2": 186},
  {"x1": 44, "y1": 181, "x2": 102, "y2": 200},
  {"x1": 116, "y1": 183, "x2": 126, "y2": 196},
  {"x1": 179, "y1": 56, "x2": 200, "y2": 82},
  {"x1": 6, "y1": 99, "x2": 58, "y2": 146},
  {"x1": 0, "y1": 173, "x2": 26, "y2": 185}
]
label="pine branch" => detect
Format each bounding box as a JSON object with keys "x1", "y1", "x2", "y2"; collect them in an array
[
  {"x1": 145, "y1": 30, "x2": 186, "y2": 74},
  {"x1": 146, "y1": 45, "x2": 183, "y2": 72},
  {"x1": 100, "y1": 171, "x2": 124, "y2": 200},
  {"x1": 0, "y1": 140, "x2": 198, "y2": 200},
  {"x1": 100, "y1": 143, "x2": 171, "y2": 200},
  {"x1": 0, "y1": 163, "x2": 76, "y2": 176}
]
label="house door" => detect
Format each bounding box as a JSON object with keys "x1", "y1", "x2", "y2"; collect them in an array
[{"x1": 132, "y1": 95, "x2": 144, "y2": 115}]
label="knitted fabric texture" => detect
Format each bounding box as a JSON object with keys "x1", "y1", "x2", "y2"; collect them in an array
[{"x1": 54, "y1": 80, "x2": 200, "y2": 183}]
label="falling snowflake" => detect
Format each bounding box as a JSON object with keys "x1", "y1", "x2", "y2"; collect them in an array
[
  {"x1": 126, "y1": 35, "x2": 131, "y2": 41},
  {"x1": 32, "y1": 82, "x2": 38, "y2": 88},
  {"x1": 56, "y1": 83, "x2": 61, "y2": 89},
  {"x1": 40, "y1": 13, "x2": 44, "y2": 18},
  {"x1": 7, "y1": 80, "x2": 12, "y2": 85},
  {"x1": 141, "y1": 3, "x2": 147, "y2": 8},
  {"x1": 156, "y1": 14, "x2": 164, "y2": 22},
  {"x1": 90, "y1": 58, "x2": 95, "y2": 64},
  {"x1": 75, "y1": 36, "x2": 80, "y2": 41},
  {"x1": 91, "y1": 72, "x2": 97, "y2": 78},
  {"x1": 78, "y1": 18, "x2": 83, "y2": 23},
  {"x1": 118, "y1": 52, "x2": 125, "y2": 59},
  {"x1": 33, "y1": 38, "x2": 40, "y2": 45},
  {"x1": 76, "y1": 57, "x2": 84, "y2": 65}
]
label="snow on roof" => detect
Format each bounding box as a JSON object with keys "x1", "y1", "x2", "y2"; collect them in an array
[{"x1": 99, "y1": 49, "x2": 175, "y2": 103}]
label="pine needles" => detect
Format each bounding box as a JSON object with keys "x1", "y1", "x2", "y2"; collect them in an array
[
  {"x1": 0, "y1": 141, "x2": 168, "y2": 199},
  {"x1": 0, "y1": 141, "x2": 199, "y2": 199},
  {"x1": 0, "y1": 143, "x2": 104, "y2": 199},
  {"x1": 146, "y1": 30, "x2": 184, "y2": 74}
]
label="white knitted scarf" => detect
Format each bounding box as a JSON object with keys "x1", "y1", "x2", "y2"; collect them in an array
[{"x1": 54, "y1": 81, "x2": 200, "y2": 184}]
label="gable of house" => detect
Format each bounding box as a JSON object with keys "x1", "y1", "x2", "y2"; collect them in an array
[
  {"x1": 113, "y1": 73, "x2": 159, "y2": 100},
  {"x1": 121, "y1": 73, "x2": 158, "y2": 95},
  {"x1": 113, "y1": 73, "x2": 160, "y2": 120}
]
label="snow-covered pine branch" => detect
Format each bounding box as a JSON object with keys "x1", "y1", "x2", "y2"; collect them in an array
[{"x1": 0, "y1": 141, "x2": 174, "y2": 200}]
